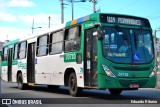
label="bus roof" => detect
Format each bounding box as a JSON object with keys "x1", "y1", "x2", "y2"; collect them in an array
[
  {"x1": 3, "y1": 39, "x2": 19, "y2": 48},
  {"x1": 66, "y1": 13, "x2": 150, "y2": 27}
]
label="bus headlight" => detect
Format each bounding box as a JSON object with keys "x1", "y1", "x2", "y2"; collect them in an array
[
  {"x1": 149, "y1": 66, "x2": 156, "y2": 78},
  {"x1": 102, "y1": 64, "x2": 116, "y2": 77}
]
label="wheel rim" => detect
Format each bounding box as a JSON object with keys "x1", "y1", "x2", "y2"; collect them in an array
[{"x1": 69, "y1": 76, "x2": 76, "y2": 92}]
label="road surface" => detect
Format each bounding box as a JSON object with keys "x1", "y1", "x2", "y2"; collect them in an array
[{"x1": 1, "y1": 80, "x2": 160, "y2": 107}]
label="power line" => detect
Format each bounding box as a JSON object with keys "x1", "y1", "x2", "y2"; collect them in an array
[
  {"x1": 75, "y1": 3, "x2": 92, "y2": 12},
  {"x1": 116, "y1": 0, "x2": 142, "y2": 12},
  {"x1": 146, "y1": 8, "x2": 160, "y2": 17},
  {"x1": 148, "y1": 16, "x2": 160, "y2": 20}
]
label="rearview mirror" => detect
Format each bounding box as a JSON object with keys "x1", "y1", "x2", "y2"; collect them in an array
[{"x1": 93, "y1": 30, "x2": 102, "y2": 40}]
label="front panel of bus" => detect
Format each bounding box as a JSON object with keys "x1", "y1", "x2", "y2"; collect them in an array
[{"x1": 97, "y1": 14, "x2": 156, "y2": 89}]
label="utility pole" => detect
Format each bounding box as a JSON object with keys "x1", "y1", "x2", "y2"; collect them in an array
[
  {"x1": 31, "y1": 18, "x2": 42, "y2": 34},
  {"x1": 48, "y1": 16, "x2": 51, "y2": 28},
  {"x1": 60, "y1": 0, "x2": 64, "y2": 24},
  {"x1": 93, "y1": 0, "x2": 96, "y2": 13},
  {"x1": 32, "y1": 18, "x2": 34, "y2": 34},
  {"x1": 72, "y1": 0, "x2": 74, "y2": 20},
  {"x1": 89, "y1": 0, "x2": 97, "y2": 13}
]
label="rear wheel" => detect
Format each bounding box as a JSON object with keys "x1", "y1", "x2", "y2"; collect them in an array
[
  {"x1": 109, "y1": 89, "x2": 122, "y2": 95},
  {"x1": 17, "y1": 73, "x2": 28, "y2": 90},
  {"x1": 68, "y1": 72, "x2": 82, "y2": 97}
]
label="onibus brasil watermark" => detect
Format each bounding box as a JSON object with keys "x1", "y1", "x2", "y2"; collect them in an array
[{"x1": 2, "y1": 99, "x2": 42, "y2": 105}]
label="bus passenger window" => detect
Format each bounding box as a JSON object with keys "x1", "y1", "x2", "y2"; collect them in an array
[
  {"x1": 13, "y1": 44, "x2": 18, "y2": 59},
  {"x1": 65, "y1": 26, "x2": 81, "y2": 52},
  {"x1": 49, "y1": 31, "x2": 64, "y2": 55},
  {"x1": 37, "y1": 35, "x2": 48, "y2": 56},
  {"x1": 2, "y1": 47, "x2": 8, "y2": 61},
  {"x1": 19, "y1": 41, "x2": 27, "y2": 59}
]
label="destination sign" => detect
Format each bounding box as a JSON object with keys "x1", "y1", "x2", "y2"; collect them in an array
[{"x1": 100, "y1": 14, "x2": 150, "y2": 27}]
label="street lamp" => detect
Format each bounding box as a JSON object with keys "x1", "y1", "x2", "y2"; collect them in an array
[{"x1": 31, "y1": 18, "x2": 42, "y2": 34}]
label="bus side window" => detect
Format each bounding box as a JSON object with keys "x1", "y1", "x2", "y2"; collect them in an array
[
  {"x1": 2, "y1": 47, "x2": 8, "y2": 61},
  {"x1": 49, "y1": 30, "x2": 64, "y2": 55},
  {"x1": 37, "y1": 34, "x2": 48, "y2": 56},
  {"x1": 13, "y1": 44, "x2": 18, "y2": 60},
  {"x1": 65, "y1": 26, "x2": 81, "y2": 52},
  {"x1": 18, "y1": 41, "x2": 27, "y2": 59}
]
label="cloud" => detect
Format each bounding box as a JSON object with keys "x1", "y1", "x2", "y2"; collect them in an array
[
  {"x1": 0, "y1": 0, "x2": 8, "y2": 11},
  {"x1": 0, "y1": 12, "x2": 17, "y2": 22},
  {"x1": 0, "y1": 13, "x2": 62, "y2": 42},
  {"x1": 8, "y1": 0, "x2": 35, "y2": 7},
  {"x1": 0, "y1": 26, "x2": 30, "y2": 42},
  {"x1": 19, "y1": 14, "x2": 61, "y2": 27}
]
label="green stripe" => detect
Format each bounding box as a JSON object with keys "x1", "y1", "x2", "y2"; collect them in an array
[
  {"x1": 2, "y1": 60, "x2": 18, "y2": 66},
  {"x1": 64, "y1": 52, "x2": 77, "y2": 62},
  {"x1": 2, "y1": 61, "x2": 8, "y2": 66},
  {"x1": 12, "y1": 60, "x2": 18, "y2": 65}
]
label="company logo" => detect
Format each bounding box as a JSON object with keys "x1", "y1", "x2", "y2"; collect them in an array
[{"x1": 2, "y1": 99, "x2": 11, "y2": 104}]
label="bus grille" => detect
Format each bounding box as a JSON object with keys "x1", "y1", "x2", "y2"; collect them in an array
[{"x1": 119, "y1": 79, "x2": 149, "y2": 87}]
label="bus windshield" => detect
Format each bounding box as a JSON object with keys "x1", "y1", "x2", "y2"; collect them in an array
[{"x1": 101, "y1": 26, "x2": 154, "y2": 64}]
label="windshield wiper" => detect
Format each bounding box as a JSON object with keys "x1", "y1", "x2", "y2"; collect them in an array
[
  {"x1": 134, "y1": 32, "x2": 137, "y2": 50},
  {"x1": 115, "y1": 25, "x2": 128, "y2": 40}
]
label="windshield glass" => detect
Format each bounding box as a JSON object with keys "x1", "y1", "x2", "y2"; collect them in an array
[{"x1": 102, "y1": 26, "x2": 154, "y2": 64}]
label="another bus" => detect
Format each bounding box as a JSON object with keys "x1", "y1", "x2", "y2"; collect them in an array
[{"x1": 1, "y1": 13, "x2": 156, "y2": 96}]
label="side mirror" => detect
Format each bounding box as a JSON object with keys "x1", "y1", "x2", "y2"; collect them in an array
[{"x1": 93, "y1": 30, "x2": 102, "y2": 40}]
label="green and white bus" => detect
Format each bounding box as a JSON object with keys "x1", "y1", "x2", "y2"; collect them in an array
[{"x1": 1, "y1": 13, "x2": 156, "y2": 96}]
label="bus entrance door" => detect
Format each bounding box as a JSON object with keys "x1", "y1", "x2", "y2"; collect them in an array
[
  {"x1": 27, "y1": 43, "x2": 35, "y2": 83},
  {"x1": 8, "y1": 49, "x2": 12, "y2": 82},
  {"x1": 84, "y1": 29, "x2": 98, "y2": 87}
]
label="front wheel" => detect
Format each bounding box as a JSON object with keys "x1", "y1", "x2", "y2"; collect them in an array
[
  {"x1": 109, "y1": 89, "x2": 122, "y2": 95},
  {"x1": 68, "y1": 72, "x2": 82, "y2": 97},
  {"x1": 17, "y1": 73, "x2": 28, "y2": 90}
]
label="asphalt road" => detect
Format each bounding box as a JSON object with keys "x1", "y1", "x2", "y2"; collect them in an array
[{"x1": 1, "y1": 80, "x2": 160, "y2": 107}]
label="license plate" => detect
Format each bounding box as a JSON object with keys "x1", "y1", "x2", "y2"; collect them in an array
[{"x1": 130, "y1": 84, "x2": 139, "y2": 88}]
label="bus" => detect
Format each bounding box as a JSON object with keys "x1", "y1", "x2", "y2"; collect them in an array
[{"x1": 1, "y1": 13, "x2": 156, "y2": 96}]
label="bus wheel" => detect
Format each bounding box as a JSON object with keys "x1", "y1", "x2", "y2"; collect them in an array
[
  {"x1": 109, "y1": 89, "x2": 122, "y2": 95},
  {"x1": 17, "y1": 73, "x2": 27, "y2": 90},
  {"x1": 68, "y1": 72, "x2": 82, "y2": 97}
]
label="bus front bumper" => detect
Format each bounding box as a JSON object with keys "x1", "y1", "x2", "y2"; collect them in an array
[{"x1": 98, "y1": 74, "x2": 156, "y2": 89}]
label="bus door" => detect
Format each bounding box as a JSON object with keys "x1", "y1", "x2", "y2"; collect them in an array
[
  {"x1": 84, "y1": 28, "x2": 98, "y2": 87},
  {"x1": 27, "y1": 43, "x2": 35, "y2": 83},
  {"x1": 8, "y1": 48, "x2": 12, "y2": 82}
]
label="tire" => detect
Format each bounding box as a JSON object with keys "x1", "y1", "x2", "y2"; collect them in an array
[
  {"x1": 17, "y1": 73, "x2": 28, "y2": 90},
  {"x1": 68, "y1": 72, "x2": 82, "y2": 97},
  {"x1": 109, "y1": 89, "x2": 122, "y2": 95}
]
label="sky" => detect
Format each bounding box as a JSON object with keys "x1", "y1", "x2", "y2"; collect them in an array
[{"x1": 0, "y1": 0, "x2": 160, "y2": 42}]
